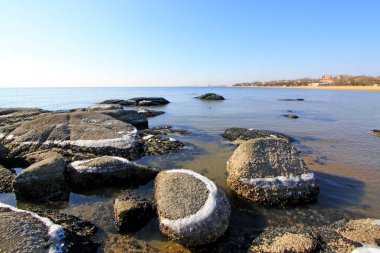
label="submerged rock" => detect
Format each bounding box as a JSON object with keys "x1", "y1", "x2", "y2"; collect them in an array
[
  {"x1": 143, "y1": 135, "x2": 185, "y2": 155},
  {"x1": 3, "y1": 111, "x2": 142, "y2": 160},
  {"x1": 196, "y1": 93, "x2": 225, "y2": 100},
  {"x1": 0, "y1": 203, "x2": 66, "y2": 253},
  {"x1": 371, "y1": 129, "x2": 380, "y2": 136},
  {"x1": 103, "y1": 234, "x2": 159, "y2": 253},
  {"x1": 155, "y1": 169, "x2": 230, "y2": 246},
  {"x1": 13, "y1": 153, "x2": 68, "y2": 202},
  {"x1": 0, "y1": 164, "x2": 15, "y2": 193},
  {"x1": 67, "y1": 156, "x2": 159, "y2": 189},
  {"x1": 114, "y1": 191, "x2": 155, "y2": 232},
  {"x1": 278, "y1": 98, "x2": 305, "y2": 101},
  {"x1": 222, "y1": 127, "x2": 294, "y2": 143},
  {"x1": 227, "y1": 138, "x2": 319, "y2": 205},
  {"x1": 284, "y1": 114, "x2": 299, "y2": 119},
  {"x1": 141, "y1": 125, "x2": 190, "y2": 136}
]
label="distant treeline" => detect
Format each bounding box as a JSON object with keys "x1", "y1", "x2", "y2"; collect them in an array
[{"x1": 233, "y1": 75, "x2": 380, "y2": 87}]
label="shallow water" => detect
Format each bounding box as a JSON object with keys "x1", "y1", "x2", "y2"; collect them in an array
[{"x1": 1, "y1": 87, "x2": 379, "y2": 252}]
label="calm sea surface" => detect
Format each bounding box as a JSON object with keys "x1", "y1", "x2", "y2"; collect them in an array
[{"x1": 1, "y1": 87, "x2": 379, "y2": 251}]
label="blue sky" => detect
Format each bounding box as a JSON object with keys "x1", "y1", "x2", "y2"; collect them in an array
[{"x1": 0, "y1": 0, "x2": 379, "y2": 87}]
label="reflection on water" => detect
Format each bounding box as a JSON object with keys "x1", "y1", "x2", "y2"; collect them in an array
[{"x1": 0, "y1": 87, "x2": 379, "y2": 251}]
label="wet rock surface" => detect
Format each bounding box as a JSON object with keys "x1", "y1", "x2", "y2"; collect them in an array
[
  {"x1": 222, "y1": 127, "x2": 294, "y2": 143},
  {"x1": 99, "y1": 109, "x2": 149, "y2": 129},
  {"x1": 13, "y1": 153, "x2": 68, "y2": 202},
  {"x1": 143, "y1": 135, "x2": 185, "y2": 155},
  {"x1": 68, "y1": 156, "x2": 159, "y2": 189},
  {"x1": 371, "y1": 129, "x2": 380, "y2": 136},
  {"x1": 155, "y1": 169, "x2": 231, "y2": 246},
  {"x1": 196, "y1": 93, "x2": 225, "y2": 100},
  {"x1": 0, "y1": 164, "x2": 16, "y2": 193},
  {"x1": 114, "y1": 191, "x2": 156, "y2": 232},
  {"x1": 141, "y1": 125, "x2": 190, "y2": 136},
  {"x1": 103, "y1": 234, "x2": 159, "y2": 253},
  {"x1": 227, "y1": 138, "x2": 319, "y2": 205}
]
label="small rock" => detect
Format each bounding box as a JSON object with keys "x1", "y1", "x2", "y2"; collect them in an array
[
  {"x1": 284, "y1": 114, "x2": 299, "y2": 119},
  {"x1": 143, "y1": 135, "x2": 185, "y2": 155},
  {"x1": 13, "y1": 153, "x2": 68, "y2": 202},
  {"x1": 155, "y1": 169, "x2": 231, "y2": 246},
  {"x1": 114, "y1": 191, "x2": 155, "y2": 232},
  {"x1": 370, "y1": 129, "x2": 380, "y2": 136},
  {"x1": 0, "y1": 164, "x2": 16, "y2": 193},
  {"x1": 130, "y1": 97, "x2": 170, "y2": 106},
  {"x1": 278, "y1": 98, "x2": 305, "y2": 101},
  {"x1": 67, "y1": 156, "x2": 159, "y2": 189},
  {"x1": 196, "y1": 93, "x2": 225, "y2": 100},
  {"x1": 222, "y1": 127, "x2": 294, "y2": 143},
  {"x1": 227, "y1": 138, "x2": 319, "y2": 205},
  {"x1": 335, "y1": 218, "x2": 380, "y2": 246}
]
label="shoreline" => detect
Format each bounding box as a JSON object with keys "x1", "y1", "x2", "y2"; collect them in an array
[{"x1": 232, "y1": 85, "x2": 380, "y2": 92}]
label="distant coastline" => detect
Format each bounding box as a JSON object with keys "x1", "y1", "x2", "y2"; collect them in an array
[{"x1": 232, "y1": 85, "x2": 380, "y2": 92}]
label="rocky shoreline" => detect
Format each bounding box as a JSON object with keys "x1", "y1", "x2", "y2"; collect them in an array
[{"x1": 0, "y1": 95, "x2": 379, "y2": 252}]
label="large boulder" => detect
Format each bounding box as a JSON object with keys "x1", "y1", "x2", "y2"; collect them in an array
[
  {"x1": 0, "y1": 203, "x2": 99, "y2": 253},
  {"x1": 222, "y1": 127, "x2": 294, "y2": 143},
  {"x1": 154, "y1": 169, "x2": 230, "y2": 246},
  {"x1": 3, "y1": 111, "x2": 142, "y2": 160},
  {"x1": 12, "y1": 153, "x2": 68, "y2": 202},
  {"x1": 196, "y1": 93, "x2": 225, "y2": 100},
  {"x1": 0, "y1": 164, "x2": 15, "y2": 193},
  {"x1": 335, "y1": 218, "x2": 380, "y2": 247},
  {"x1": 67, "y1": 156, "x2": 159, "y2": 189},
  {"x1": 227, "y1": 138, "x2": 319, "y2": 205},
  {"x1": 113, "y1": 191, "x2": 155, "y2": 232}
]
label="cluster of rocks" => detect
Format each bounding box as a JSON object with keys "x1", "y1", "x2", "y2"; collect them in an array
[{"x1": 99, "y1": 97, "x2": 170, "y2": 106}]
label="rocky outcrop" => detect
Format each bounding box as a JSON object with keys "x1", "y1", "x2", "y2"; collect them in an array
[
  {"x1": 12, "y1": 153, "x2": 68, "y2": 202},
  {"x1": 114, "y1": 191, "x2": 155, "y2": 232},
  {"x1": 100, "y1": 109, "x2": 149, "y2": 129},
  {"x1": 87, "y1": 104, "x2": 124, "y2": 111},
  {"x1": 155, "y1": 169, "x2": 230, "y2": 246},
  {"x1": 99, "y1": 97, "x2": 170, "y2": 106},
  {"x1": 0, "y1": 107, "x2": 47, "y2": 127},
  {"x1": 67, "y1": 156, "x2": 159, "y2": 189},
  {"x1": 103, "y1": 234, "x2": 159, "y2": 252},
  {"x1": 249, "y1": 218, "x2": 380, "y2": 253},
  {"x1": 141, "y1": 125, "x2": 190, "y2": 136},
  {"x1": 222, "y1": 127, "x2": 294, "y2": 143},
  {"x1": 3, "y1": 111, "x2": 142, "y2": 160},
  {"x1": 284, "y1": 114, "x2": 299, "y2": 119},
  {"x1": 0, "y1": 164, "x2": 15, "y2": 193},
  {"x1": 196, "y1": 93, "x2": 225, "y2": 100},
  {"x1": 371, "y1": 129, "x2": 380, "y2": 136},
  {"x1": 227, "y1": 138, "x2": 319, "y2": 205}
]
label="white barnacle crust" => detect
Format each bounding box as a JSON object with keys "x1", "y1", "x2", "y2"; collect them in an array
[
  {"x1": 0, "y1": 202, "x2": 65, "y2": 253},
  {"x1": 352, "y1": 244, "x2": 380, "y2": 253},
  {"x1": 160, "y1": 169, "x2": 218, "y2": 234},
  {"x1": 239, "y1": 172, "x2": 316, "y2": 186},
  {"x1": 69, "y1": 156, "x2": 132, "y2": 173},
  {"x1": 371, "y1": 220, "x2": 380, "y2": 226}
]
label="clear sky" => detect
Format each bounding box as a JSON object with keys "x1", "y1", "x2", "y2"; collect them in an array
[{"x1": 0, "y1": 0, "x2": 379, "y2": 87}]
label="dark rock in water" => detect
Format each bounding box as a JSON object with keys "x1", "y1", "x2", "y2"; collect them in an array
[
  {"x1": 196, "y1": 93, "x2": 225, "y2": 100},
  {"x1": 284, "y1": 114, "x2": 299, "y2": 119},
  {"x1": 137, "y1": 108, "x2": 165, "y2": 118},
  {"x1": 114, "y1": 191, "x2": 156, "y2": 232},
  {"x1": 335, "y1": 218, "x2": 380, "y2": 247},
  {"x1": 104, "y1": 234, "x2": 159, "y2": 252},
  {"x1": 3, "y1": 111, "x2": 142, "y2": 161},
  {"x1": 99, "y1": 97, "x2": 170, "y2": 106},
  {"x1": 0, "y1": 164, "x2": 15, "y2": 193},
  {"x1": 278, "y1": 98, "x2": 305, "y2": 101},
  {"x1": 13, "y1": 153, "x2": 69, "y2": 202},
  {"x1": 0, "y1": 203, "x2": 66, "y2": 253},
  {"x1": 248, "y1": 224, "x2": 361, "y2": 253},
  {"x1": 371, "y1": 129, "x2": 380, "y2": 136},
  {"x1": 141, "y1": 125, "x2": 190, "y2": 136},
  {"x1": 222, "y1": 127, "x2": 294, "y2": 143},
  {"x1": 227, "y1": 138, "x2": 319, "y2": 206},
  {"x1": 98, "y1": 99, "x2": 136, "y2": 106},
  {"x1": 0, "y1": 144, "x2": 9, "y2": 158},
  {"x1": 155, "y1": 169, "x2": 231, "y2": 246},
  {"x1": 100, "y1": 109, "x2": 149, "y2": 129},
  {"x1": 67, "y1": 156, "x2": 159, "y2": 189},
  {"x1": 87, "y1": 104, "x2": 124, "y2": 111},
  {"x1": 142, "y1": 135, "x2": 185, "y2": 155}
]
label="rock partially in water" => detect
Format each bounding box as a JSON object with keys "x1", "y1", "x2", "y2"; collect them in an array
[
  {"x1": 13, "y1": 153, "x2": 69, "y2": 202},
  {"x1": 278, "y1": 98, "x2": 305, "y2": 101},
  {"x1": 0, "y1": 164, "x2": 15, "y2": 193},
  {"x1": 227, "y1": 138, "x2": 319, "y2": 206},
  {"x1": 143, "y1": 135, "x2": 185, "y2": 155},
  {"x1": 114, "y1": 191, "x2": 156, "y2": 232},
  {"x1": 3, "y1": 111, "x2": 142, "y2": 161},
  {"x1": 98, "y1": 99, "x2": 136, "y2": 106},
  {"x1": 284, "y1": 114, "x2": 299, "y2": 119},
  {"x1": 370, "y1": 129, "x2": 380, "y2": 136},
  {"x1": 137, "y1": 109, "x2": 165, "y2": 118},
  {"x1": 141, "y1": 125, "x2": 190, "y2": 136},
  {"x1": 99, "y1": 97, "x2": 170, "y2": 106},
  {"x1": 249, "y1": 225, "x2": 360, "y2": 253},
  {"x1": 103, "y1": 234, "x2": 159, "y2": 253},
  {"x1": 67, "y1": 156, "x2": 159, "y2": 189},
  {"x1": 335, "y1": 218, "x2": 380, "y2": 246},
  {"x1": 222, "y1": 127, "x2": 294, "y2": 143},
  {"x1": 196, "y1": 93, "x2": 225, "y2": 100},
  {"x1": 155, "y1": 169, "x2": 231, "y2": 246},
  {"x1": 100, "y1": 109, "x2": 149, "y2": 129},
  {"x1": 87, "y1": 104, "x2": 124, "y2": 111},
  {"x1": 0, "y1": 202, "x2": 66, "y2": 253}
]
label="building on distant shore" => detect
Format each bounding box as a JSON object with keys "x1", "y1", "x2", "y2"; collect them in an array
[{"x1": 320, "y1": 74, "x2": 333, "y2": 85}]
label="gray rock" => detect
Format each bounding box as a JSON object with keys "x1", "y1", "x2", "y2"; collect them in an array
[
  {"x1": 0, "y1": 164, "x2": 15, "y2": 193},
  {"x1": 196, "y1": 93, "x2": 225, "y2": 100},
  {"x1": 13, "y1": 153, "x2": 68, "y2": 202},
  {"x1": 67, "y1": 156, "x2": 159, "y2": 189},
  {"x1": 371, "y1": 129, "x2": 380, "y2": 136},
  {"x1": 143, "y1": 135, "x2": 185, "y2": 155},
  {"x1": 87, "y1": 104, "x2": 124, "y2": 111},
  {"x1": 155, "y1": 169, "x2": 230, "y2": 246},
  {"x1": 114, "y1": 191, "x2": 155, "y2": 232},
  {"x1": 99, "y1": 97, "x2": 170, "y2": 106},
  {"x1": 3, "y1": 111, "x2": 142, "y2": 160},
  {"x1": 222, "y1": 127, "x2": 294, "y2": 143},
  {"x1": 0, "y1": 203, "x2": 66, "y2": 253},
  {"x1": 0, "y1": 107, "x2": 47, "y2": 127},
  {"x1": 227, "y1": 138, "x2": 319, "y2": 205},
  {"x1": 284, "y1": 114, "x2": 299, "y2": 119},
  {"x1": 100, "y1": 109, "x2": 149, "y2": 129},
  {"x1": 141, "y1": 125, "x2": 190, "y2": 136}
]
